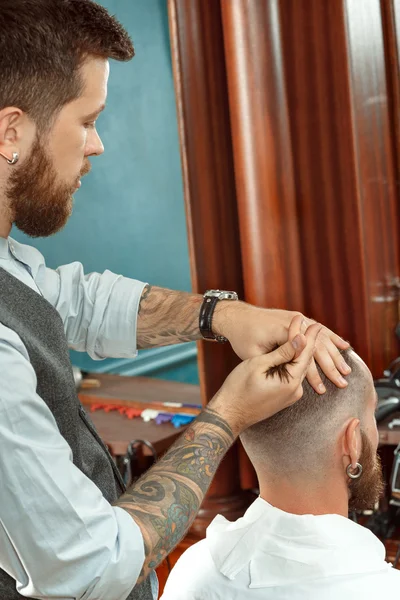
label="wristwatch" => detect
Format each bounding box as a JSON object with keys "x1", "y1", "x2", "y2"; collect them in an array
[{"x1": 199, "y1": 289, "x2": 239, "y2": 343}]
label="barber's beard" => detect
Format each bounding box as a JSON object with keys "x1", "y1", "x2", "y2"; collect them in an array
[
  {"x1": 6, "y1": 134, "x2": 90, "y2": 238},
  {"x1": 348, "y1": 430, "x2": 384, "y2": 512}
]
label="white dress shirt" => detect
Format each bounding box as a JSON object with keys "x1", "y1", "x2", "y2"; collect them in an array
[
  {"x1": 161, "y1": 497, "x2": 400, "y2": 600},
  {"x1": 0, "y1": 236, "x2": 151, "y2": 599}
]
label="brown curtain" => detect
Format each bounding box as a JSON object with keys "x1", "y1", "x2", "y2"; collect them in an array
[{"x1": 169, "y1": 0, "x2": 400, "y2": 509}]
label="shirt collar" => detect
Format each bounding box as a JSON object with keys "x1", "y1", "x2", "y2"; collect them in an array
[
  {"x1": 0, "y1": 236, "x2": 9, "y2": 259},
  {"x1": 6, "y1": 236, "x2": 43, "y2": 280},
  {"x1": 206, "y1": 497, "x2": 389, "y2": 587}
]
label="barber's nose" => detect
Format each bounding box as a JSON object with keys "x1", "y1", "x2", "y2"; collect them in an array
[{"x1": 85, "y1": 129, "x2": 105, "y2": 157}]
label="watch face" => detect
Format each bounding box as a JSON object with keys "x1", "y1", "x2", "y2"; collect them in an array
[
  {"x1": 206, "y1": 290, "x2": 222, "y2": 297},
  {"x1": 219, "y1": 291, "x2": 239, "y2": 300},
  {"x1": 204, "y1": 290, "x2": 238, "y2": 300}
]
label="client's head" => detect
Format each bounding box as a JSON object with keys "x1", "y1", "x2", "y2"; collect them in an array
[{"x1": 240, "y1": 349, "x2": 383, "y2": 513}]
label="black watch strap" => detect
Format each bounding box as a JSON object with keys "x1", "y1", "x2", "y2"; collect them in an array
[{"x1": 199, "y1": 296, "x2": 228, "y2": 343}]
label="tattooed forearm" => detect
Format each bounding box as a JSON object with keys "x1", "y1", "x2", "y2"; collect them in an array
[
  {"x1": 115, "y1": 407, "x2": 235, "y2": 581},
  {"x1": 137, "y1": 285, "x2": 204, "y2": 348}
]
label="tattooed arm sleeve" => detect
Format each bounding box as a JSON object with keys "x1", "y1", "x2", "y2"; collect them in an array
[
  {"x1": 114, "y1": 406, "x2": 236, "y2": 582},
  {"x1": 136, "y1": 285, "x2": 204, "y2": 348}
]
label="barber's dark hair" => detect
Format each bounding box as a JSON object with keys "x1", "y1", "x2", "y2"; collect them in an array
[{"x1": 0, "y1": 0, "x2": 134, "y2": 129}]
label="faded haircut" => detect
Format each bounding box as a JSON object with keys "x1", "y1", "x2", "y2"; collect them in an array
[
  {"x1": 0, "y1": 0, "x2": 134, "y2": 130},
  {"x1": 240, "y1": 349, "x2": 371, "y2": 477}
]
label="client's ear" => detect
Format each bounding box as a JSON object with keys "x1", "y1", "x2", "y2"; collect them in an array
[
  {"x1": 342, "y1": 418, "x2": 361, "y2": 470},
  {"x1": 0, "y1": 108, "x2": 23, "y2": 148}
]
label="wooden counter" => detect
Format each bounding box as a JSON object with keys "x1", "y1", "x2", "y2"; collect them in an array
[{"x1": 78, "y1": 373, "x2": 202, "y2": 457}]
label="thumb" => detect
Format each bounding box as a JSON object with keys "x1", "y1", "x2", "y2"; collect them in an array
[{"x1": 257, "y1": 335, "x2": 306, "y2": 370}]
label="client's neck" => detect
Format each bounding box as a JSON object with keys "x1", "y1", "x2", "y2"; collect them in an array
[{"x1": 258, "y1": 471, "x2": 349, "y2": 518}]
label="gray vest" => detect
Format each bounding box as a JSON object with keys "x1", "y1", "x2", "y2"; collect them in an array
[{"x1": 0, "y1": 267, "x2": 156, "y2": 600}]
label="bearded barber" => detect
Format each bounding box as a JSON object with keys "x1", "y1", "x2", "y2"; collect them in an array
[{"x1": 0, "y1": 2, "x2": 351, "y2": 599}]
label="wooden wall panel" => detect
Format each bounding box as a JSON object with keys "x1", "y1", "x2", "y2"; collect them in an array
[
  {"x1": 382, "y1": 0, "x2": 400, "y2": 306},
  {"x1": 168, "y1": 0, "x2": 252, "y2": 536},
  {"x1": 169, "y1": 0, "x2": 243, "y2": 400},
  {"x1": 344, "y1": 0, "x2": 399, "y2": 375},
  {"x1": 278, "y1": 0, "x2": 364, "y2": 333},
  {"x1": 382, "y1": 0, "x2": 400, "y2": 178},
  {"x1": 220, "y1": 0, "x2": 399, "y2": 376},
  {"x1": 221, "y1": 0, "x2": 303, "y2": 309},
  {"x1": 219, "y1": 0, "x2": 400, "y2": 376}
]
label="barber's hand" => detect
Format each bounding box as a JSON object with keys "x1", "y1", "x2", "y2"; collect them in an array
[
  {"x1": 213, "y1": 301, "x2": 350, "y2": 394},
  {"x1": 208, "y1": 315, "x2": 322, "y2": 436}
]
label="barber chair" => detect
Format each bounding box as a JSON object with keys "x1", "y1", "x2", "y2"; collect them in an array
[
  {"x1": 375, "y1": 323, "x2": 400, "y2": 422},
  {"x1": 365, "y1": 323, "x2": 400, "y2": 562},
  {"x1": 389, "y1": 448, "x2": 400, "y2": 567},
  {"x1": 117, "y1": 439, "x2": 158, "y2": 486},
  {"x1": 375, "y1": 372, "x2": 400, "y2": 423}
]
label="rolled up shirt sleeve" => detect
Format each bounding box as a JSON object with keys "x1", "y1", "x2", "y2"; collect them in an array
[
  {"x1": 0, "y1": 323, "x2": 145, "y2": 599},
  {"x1": 39, "y1": 262, "x2": 147, "y2": 360}
]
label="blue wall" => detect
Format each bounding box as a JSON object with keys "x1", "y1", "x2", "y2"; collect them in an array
[{"x1": 12, "y1": 0, "x2": 199, "y2": 385}]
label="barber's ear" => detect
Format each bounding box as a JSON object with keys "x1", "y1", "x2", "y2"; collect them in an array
[
  {"x1": 0, "y1": 107, "x2": 36, "y2": 161},
  {"x1": 342, "y1": 418, "x2": 361, "y2": 469}
]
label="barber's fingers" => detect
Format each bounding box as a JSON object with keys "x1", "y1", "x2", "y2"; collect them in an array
[
  {"x1": 252, "y1": 321, "x2": 321, "y2": 375},
  {"x1": 288, "y1": 315, "x2": 307, "y2": 359},
  {"x1": 313, "y1": 341, "x2": 351, "y2": 386},
  {"x1": 329, "y1": 332, "x2": 350, "y2": 350},
  {"x1": 303, "y1": 320, "x2": 350, "y2": 387},
  {"x1": 254, "y1": 334, "x2": 306, "y2": 374},
  {"x1": 289, "y1": 323, "x2": 323, "y2": 381},
  {"x1": 304, "y1": 358, "x2": 326, "y2": 394}
]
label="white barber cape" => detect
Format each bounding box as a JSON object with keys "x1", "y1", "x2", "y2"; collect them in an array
[{"x1": 161, "y1": 497, "x2": 400, "y2": 600}]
